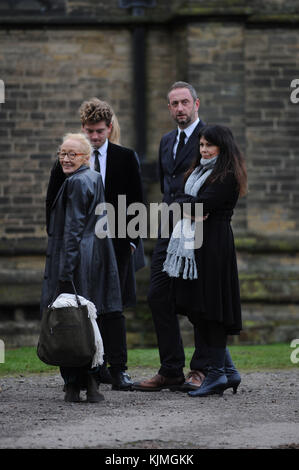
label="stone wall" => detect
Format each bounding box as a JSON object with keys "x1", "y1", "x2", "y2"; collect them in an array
[
  {"x1": 0, "y1": 26, "x2": 134, "y2": 238},
  {"x1": 0, "y1": 0, "x2": 299, "y2": 347},
  {"x1": 245, "y1": 27, "x2": 299, "y2": 236}
]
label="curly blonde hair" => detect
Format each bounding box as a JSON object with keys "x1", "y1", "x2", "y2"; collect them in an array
[{"x1": 79, "y1": 97, "x2": 113, "y2": 126}]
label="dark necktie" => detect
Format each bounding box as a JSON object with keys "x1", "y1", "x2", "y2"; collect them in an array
[
  {"x1": 94, "y1": 150, "x2": 100, "y2": 173},
  {"x1": 175, "y1": 131, "x2": 186, "y2": 159}
]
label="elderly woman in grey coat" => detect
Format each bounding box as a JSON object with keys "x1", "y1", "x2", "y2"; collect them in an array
[{"x1": 41, "y1": 133, "x2": 122, "y2": 403}]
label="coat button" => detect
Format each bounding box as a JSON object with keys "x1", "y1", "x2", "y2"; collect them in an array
[
  {"x1": 172, "y1": 174, "x2": 176, "y2": 178},
  {"x1": 170, "y1": 193, "x2": 174, "y2": 197}
]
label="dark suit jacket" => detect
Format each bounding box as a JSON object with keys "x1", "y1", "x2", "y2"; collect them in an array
[
  {"x1": 104, "y1": 142, "x2": 143, "y2": 254},
  {"x1": 158, "y1": 121, "x2": 205, "y2": 205}
]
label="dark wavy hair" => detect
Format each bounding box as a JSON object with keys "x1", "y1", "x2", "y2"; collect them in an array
[{"x1": 185, "y1": 125, "x2": 247, "y2": 197}]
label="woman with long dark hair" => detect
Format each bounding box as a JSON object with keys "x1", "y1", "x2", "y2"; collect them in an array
[{"x1": 163, "y1": 124, "x2": 247, "y2": 397}]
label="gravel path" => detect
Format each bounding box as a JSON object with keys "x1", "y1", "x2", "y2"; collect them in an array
[{"x1": 0, "y1": 368, "x2": 298, "y2": 449}]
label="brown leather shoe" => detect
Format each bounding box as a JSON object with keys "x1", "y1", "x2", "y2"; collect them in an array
[
  {"x1": 132, "y1": 373, "x2": 184, "y2": 391},
  {"x1": 179, "y1": 370, "x2": 206, "y2": 391}
]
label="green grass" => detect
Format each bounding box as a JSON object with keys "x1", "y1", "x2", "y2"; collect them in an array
[
  {"x1": 128, "y1": 343, "x2": 298, "y2": 371},
  {"x1": 0, "y1": 346, "x2": 59, "y2": 377},
  {"x1": 0, "y1": 343, "x2": 297, "y2": 377}
]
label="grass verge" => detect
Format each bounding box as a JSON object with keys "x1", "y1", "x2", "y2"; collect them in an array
[{"x1": 0, "y1": 343, "x2": 297, "y2": 378}]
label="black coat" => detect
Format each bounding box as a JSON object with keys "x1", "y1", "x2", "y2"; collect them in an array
[
  {"x1": 103, "y1": 142, "x2": 145, "y2": 307},
  {"x1": 41, "y1": 165, "x2": 123, "y2": 315},
  {"x1": 45, "y1": 142, "x2": 144, "y2": 308},
  {"x1": 173, "y1": 171, "x2": 242, "y2": 334},
  {"x1": 104, "y1": 142, "x2": 144, "y2": 254}
]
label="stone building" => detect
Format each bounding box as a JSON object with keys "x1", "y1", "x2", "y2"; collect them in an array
[{"x1": 0, "y1": 0, "x2": 299, "y2": 347}]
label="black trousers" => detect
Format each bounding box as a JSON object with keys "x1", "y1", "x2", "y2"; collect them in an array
[
  {"x1": 97, "y1": 244, "x2": 131, "y2": 372},
  {"x1": 188, "y1": 318, "x2": 227, "y2": 349},
  {"x1": 148, "y1": 237, "x2": 210, "y2": 378}
]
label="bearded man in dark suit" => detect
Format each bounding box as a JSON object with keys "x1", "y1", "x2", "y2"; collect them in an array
[{"x1": 133, "y1": 81, "x2": 209, "y2": 392}]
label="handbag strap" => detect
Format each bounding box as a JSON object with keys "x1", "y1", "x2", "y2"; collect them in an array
[
  {"x1": 71, "y1": 281, "x2": 82, "y2": 306},
  {"x1": 50, "y1": 281, "x2": 82, "y2": 307}
]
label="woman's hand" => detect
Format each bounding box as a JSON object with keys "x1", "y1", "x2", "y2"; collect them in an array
[{"x1": 183, "y1": 212, "x2": 209, "y2": 222}]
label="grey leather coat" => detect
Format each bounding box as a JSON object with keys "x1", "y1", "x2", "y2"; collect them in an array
[{"x1": 40, "y1": 165, "x2": 122, "y2": 315}]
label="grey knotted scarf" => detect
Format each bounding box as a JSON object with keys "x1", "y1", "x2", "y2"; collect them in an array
[{"x1": 162, "y1": 155, "x2": 218, "y2": 280}]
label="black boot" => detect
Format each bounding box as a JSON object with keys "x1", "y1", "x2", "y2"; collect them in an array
[
  {"x1": 188, "y1": 347, "x2": 227, "y2": 397},
  {"x1": 64, "y1": 383, "x2": 81, "y2": 403},
  {"x1": 86, "y1": 374, "x2": 105, "y2": 403},
  {"x1": 98, "y1": 363, "x2": 113, "y2": 385},
  {"x1": 224, "y1": 348, "x2": 241, "y2": 393}
]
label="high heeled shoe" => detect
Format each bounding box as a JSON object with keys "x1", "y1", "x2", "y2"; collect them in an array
[
  {"x1": 188, "y1": 373, "x2": 227, "y2": 397},
  {"x1": 224, "y1": 348, "x2": 241, "y2": 394},
  {"x1": 188, "y1": 347, "x2": 227, "y2": 397}
]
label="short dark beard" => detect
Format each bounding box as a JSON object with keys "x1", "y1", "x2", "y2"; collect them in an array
[{"x1": 175, "y1": 115, "x2": 192, "y2": 128}]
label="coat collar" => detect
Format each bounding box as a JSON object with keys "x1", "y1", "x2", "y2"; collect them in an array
[
  {"x1": 51, "y1": 164, "x2": 89, "y2": 209},
  {"x1": 66, "y1": 164, "x2": 89, "y2": 177}
]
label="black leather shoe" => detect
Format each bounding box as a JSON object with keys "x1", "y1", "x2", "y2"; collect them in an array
[{"x1": 110, "y1": 371, "x2": 133, "y2": 391}]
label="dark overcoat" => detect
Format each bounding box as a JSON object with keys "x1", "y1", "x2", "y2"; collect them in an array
[
  {"x1": 173, "y1": 171, "x2": 242, "y2": 334},
  {"x1": 41, "y1": 165, "x2": 122, "y2": 315},
  {"x1": 104, "y1": 143, "x2": 144, "y2": 307}
]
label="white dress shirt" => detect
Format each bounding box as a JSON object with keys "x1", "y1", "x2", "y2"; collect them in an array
[
  {"x1": 90, "y1": 139, "x2": 108, "y2": 187},
  {"x1": 173, "y1": 118, "x2": 200, "y2": 159},
  {"x1": 90, "y1": 139, "x2": 136, "y2": 251}
]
